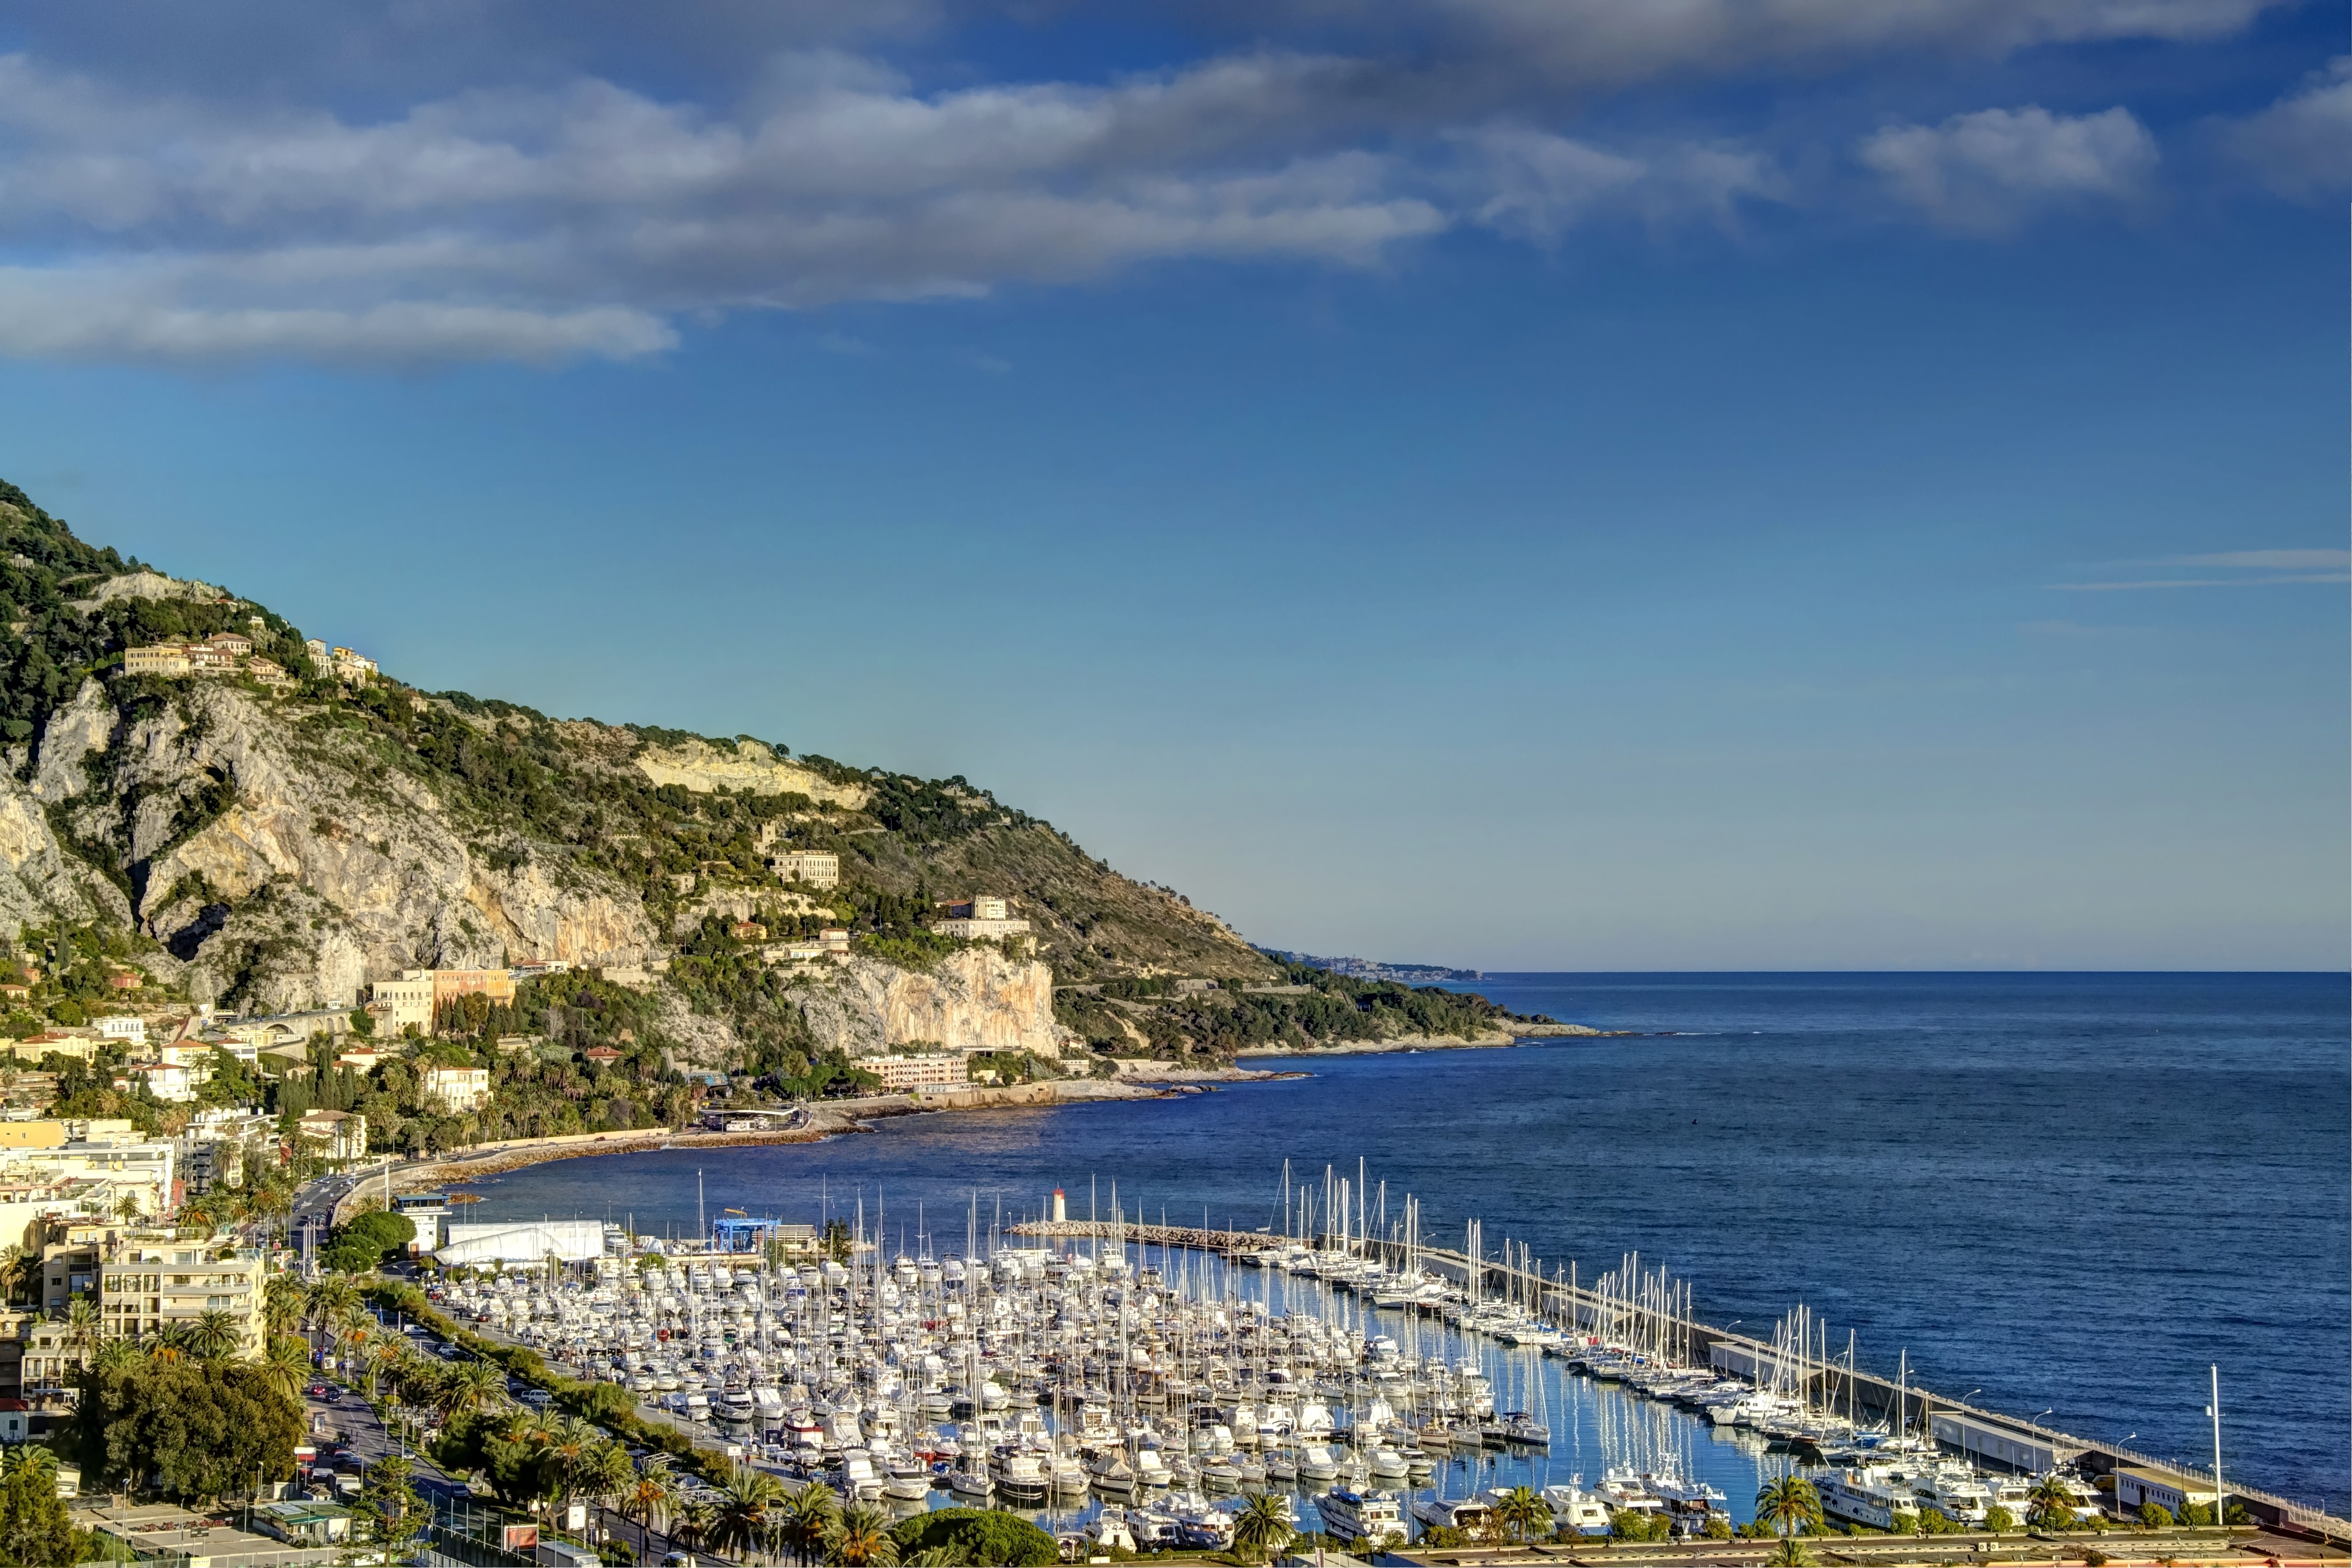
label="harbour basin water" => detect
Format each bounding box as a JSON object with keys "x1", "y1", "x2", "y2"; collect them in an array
[{"x1": 460, "y1": 971, "x2": 2349, "y2": 1515}]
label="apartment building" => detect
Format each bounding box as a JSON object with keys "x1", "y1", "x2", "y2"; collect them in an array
[
  {"x1": 851, "y1": 1053, "x2": 969, "y2": 1091},
  {"x1": 98, "y1": 1238, "x2": 268, "y2": 1356}
]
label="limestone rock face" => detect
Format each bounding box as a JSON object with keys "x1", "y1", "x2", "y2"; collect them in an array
[
  {"x1": 795, "y1": 948, "x2": 1073, "y2": 1059},
  {"x1": 670, "y1": 886, "x2": 836, "y2": 936},
  {"x1": 0, "y1": 677, "x2": 1083, "y2": 1071},
  {"x1": 633, "y1": 738, "x2": 866, "y2": 807},
  {"x1": 30, "y1": 680, "x2": 657, "y2": 1012}
]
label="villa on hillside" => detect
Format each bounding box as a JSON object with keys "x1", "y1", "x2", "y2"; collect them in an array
[
  {"x1": 930, "y1": 896, "x2": 1032, "y2": 942},
  {"x1": 770, "y1": 850, "x2": 840, "y2": 888}
]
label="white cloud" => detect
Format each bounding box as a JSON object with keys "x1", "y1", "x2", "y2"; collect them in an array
[
  {"x1": 1459, "y1": 126, "x2": 1784, "y2": 239},
  {"x1": 2220, "y1": 56, "x2": 2352, "y2": 201},
  {"x1": 2167, "y1": 548, "x2": 2351, "y2": 570},
  {"x1": 0, "y1": 265, "x2": 675, "y2": 364},
  {"x1": 0, "y1": 0, "x2": 2297, "y2": 369},
  {"x1": 1857, "y1": 105, "x2": 2157, "y2": 231},
  {"x1": 2050, "y1": 575, "x2": 2350, "y2": 591},
  {"x1": 0, "y1": 50, "x2": 1462, "y2": 365},
  {"x1": 1407, "y1": 0, "x2": 2280, "y2": 90}
]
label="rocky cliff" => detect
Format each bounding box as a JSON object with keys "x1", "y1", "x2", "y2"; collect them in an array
[
  {"x1": 26, "y1": 675, "x2": 658, "y2": 1013},
  {"x1": 0, "y1": 476, "x2": 1283, "y2": 1067},
  {"x1": 795, "y1": 948, "x2": 1070, "y2": 1060}
]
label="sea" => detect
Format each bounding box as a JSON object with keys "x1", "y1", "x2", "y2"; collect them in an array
[{"x1": 459, "y1": 972, "x2": 2350, "y2": 1520}]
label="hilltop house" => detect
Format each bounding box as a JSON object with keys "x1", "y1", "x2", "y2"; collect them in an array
[
  {"x1": 122, "y1": 645, "x2": 192, "y2": 677},
  {"x1": 930, "y1": 896, "x2": 1032, "y2": 941}
]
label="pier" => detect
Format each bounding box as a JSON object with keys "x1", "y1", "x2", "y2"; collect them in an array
[{"x1": 1012, "y1": 1219, "x2": 2349, "y2": 1547}]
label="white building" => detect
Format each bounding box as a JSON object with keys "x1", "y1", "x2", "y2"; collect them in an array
[
  {"x1": 930, "y1": 896, "x2": 1032, "y2": 941},
  {"x1": 130, "y1": 1064, "x2": 194, "y2": 1102},
  {"x1": 297, "y1": 1109, "x2": 368, "y2": 1163},
  {"x1": 770, "y1": 850, "x2": 840, "y2": 889},
  {"x1": 0, "y1": 1139, "x2": 175, "y2": 1217},
  {"x1": 852, "y1": 1054, "x2": 968, "y2": 1091},
  {"x1": 420, "y1": 1065, "x2": 491, "y2": 1113},
  {"x1": 97, "y1": 1016, "x2": 146, "y2": 1049}
]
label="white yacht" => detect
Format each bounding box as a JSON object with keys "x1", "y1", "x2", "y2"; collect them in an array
[
  {"x1": 1319, "y1": 1487, "x2": 1406, "y2": 1548},
  {"x1": 1541, "y1": 1480, "x2": 1614, "y2": 1536}
]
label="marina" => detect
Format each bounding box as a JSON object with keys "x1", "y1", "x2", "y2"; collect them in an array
[{"x1": 422, "y1": 1156, "x2": 2350, "y2": 1551}]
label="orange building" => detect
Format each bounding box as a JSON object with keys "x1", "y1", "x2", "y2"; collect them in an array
[{"x1": 428, "y1": 969, "x2": 515, "y2": 1007}]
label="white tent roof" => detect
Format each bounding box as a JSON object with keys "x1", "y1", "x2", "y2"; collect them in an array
[{"x1": 435, "y1": 1218, "x2": 605, "y2": 1265}]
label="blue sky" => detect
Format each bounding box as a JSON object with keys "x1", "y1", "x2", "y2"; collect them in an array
[{"x1": 0, "y1": 1, "x2": 2342, "y2": 969}]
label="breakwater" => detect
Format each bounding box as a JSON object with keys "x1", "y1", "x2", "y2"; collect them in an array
[{"x1": 1013, "y1": 1217, "x2": 2348, "y2": 1546}]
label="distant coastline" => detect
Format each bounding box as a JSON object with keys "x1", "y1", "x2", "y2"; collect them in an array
[
  {"x1": 1253, "y1": 945, "x2": 1486, "y2": 983},
  {"x1": 1236, "y1": 1020, "x2": 1626, "y2": 1057}
]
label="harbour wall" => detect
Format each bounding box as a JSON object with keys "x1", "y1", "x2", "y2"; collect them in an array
[{"x1": 1011, "y1": 1218, "x2": 2348, "y2": 1546}]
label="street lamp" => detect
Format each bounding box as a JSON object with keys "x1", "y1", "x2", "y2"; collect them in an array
[{"x1": 2204, "y1": 1366, "x2": 2224, "y2": 1526}]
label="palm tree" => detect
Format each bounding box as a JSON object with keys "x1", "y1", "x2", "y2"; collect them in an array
[
  {"x1": 306, "y1": 1278, "x2": 357, "y2": 1337},
  {"x1": 572, "y1": 1440, "x2": 635, "y2": 1530},
  {"x1": 91, "y1": 1337, "x2": 139, "y2": 1376},
  {"x1": 671, "y1": 1501, "x2": 715, "y2": 1558},
  {"x1": 262, "y1": 1273, "x2": 308, "y2": 1338},
  {"x1": 2029, "y1": 1475, "x2": 2081, "y2": 1530},
  {"x1": 0, "y1": 1244, "x2": 32, "y2": 1307},
  {"x1": 64, "y1": 1296, "x2": 102, "y2": 1363},
  {"x1": 1755, "y1": 1476, "x2": 1823, "y2": 1544},
  {"x1": 1491, "y1": 1485, "x2": 1551, "y2": 1545},
  {"x1": 713, "y1": 1466, "x2": 786, "y2": 1564},
  {"x1": 825, "y1": 1505, "x2": 897, "y2": 1567},
  {"x1": 622, "y1": 1461, "x2": 678, "y2": 1561},
  {"x1": 368, "y1": 1336, "x2": 408, "y2": 1398},
  {"x1": 439, "y1": 1358, "x2": 505, "y2": 1418},
  {"x1": 1, "y1": 1445, "x2": 57, "y2": 1487},
  {"x1": 779, "y1": 1481, "x2": 839, "y2": 1567},
  {"x1": 189, "y1": 1308, "x2": 242, "y2": 1362},
  {"x1": 1232, "y1": 1493, "x2": 1296, "y2": 1564},
  {"x1": 260, "y1": 1334, "x2": 311, "y2": 1402}
]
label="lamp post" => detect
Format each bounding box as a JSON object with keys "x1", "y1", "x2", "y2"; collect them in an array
[{"x1": 2205, "y1": 1366, "x2": 2224, "y2": 1527}]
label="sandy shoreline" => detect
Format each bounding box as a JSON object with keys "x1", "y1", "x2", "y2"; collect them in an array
[{"x1": 330, "y1": 1040, "x2": 1611, "y2": 1219}]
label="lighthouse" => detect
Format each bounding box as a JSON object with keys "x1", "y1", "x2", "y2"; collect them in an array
[{"x1": 1052, "y1": 1188, "x2": 1067, "y2": 1223}]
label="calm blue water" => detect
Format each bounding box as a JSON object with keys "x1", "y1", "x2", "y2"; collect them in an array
[{"x1": 465, "y1": 973, "x2": 2349, "y2": 1515}]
